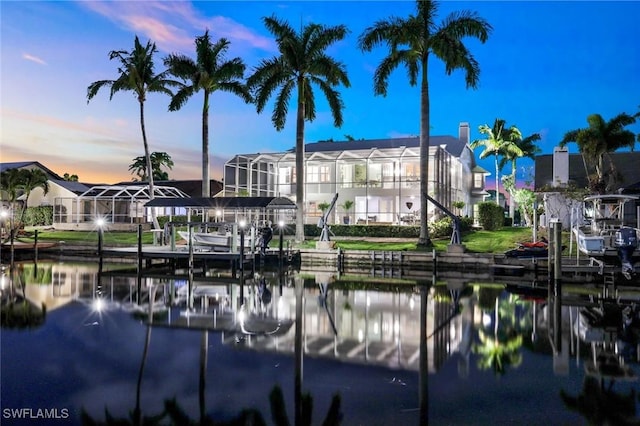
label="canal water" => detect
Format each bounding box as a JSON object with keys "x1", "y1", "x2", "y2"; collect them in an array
[{"x1": 1, "y1": 260, "x2": 639, "y2": 425}]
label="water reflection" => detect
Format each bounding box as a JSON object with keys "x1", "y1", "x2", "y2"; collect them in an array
[{"x1": 2, "y1": 261, "x2": 640, "y2": 424}]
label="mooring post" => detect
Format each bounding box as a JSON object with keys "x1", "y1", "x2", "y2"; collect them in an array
[
  {"x1": 34, "y1": 230, "x2": 39, "y2": 263},
  {"x1": 137, "y1": 224, "x2": 143, "y2": 304},
  {"x1": 552, "y1": 220, "x2": 563, "y2": 352},
  {"x1": 188, "y1": 225, "x2": 194, "y2": 310},
  {"x1": 239, "y1": 225, "x2": 245, "y2": 275},
  {"x1": 98, "y1": 225, "x2": 104, "y2": 276},
  {"x1": 279, "y1": 221, "x2": 284, "y2": 269},
  {"x1": 432, "y1": 249, "x2": 437, "y2": 270}
]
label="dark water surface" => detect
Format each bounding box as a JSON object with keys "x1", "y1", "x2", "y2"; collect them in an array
[{"x1": 2, "y1": 261, "x2": 639, "y2": 425}]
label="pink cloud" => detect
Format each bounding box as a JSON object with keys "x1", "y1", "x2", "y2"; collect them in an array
[
  {"x1": 22, "y1": 53, "x2": 47, "y2": 65},
  {"x1": 78, "y1": 1, "x2": 274, "y2": 53}
]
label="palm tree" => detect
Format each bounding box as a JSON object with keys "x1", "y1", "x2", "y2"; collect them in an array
[
  {"x1": 499, "y1": 132, "x2": 541, "y2": 221},
  {"x1": 248, "y1": 16, "x2": 350, "y2": 242},
  {"x1": 470, "y1": 119, "x2": 522, "y2": 207},
  {"x1": 559, "y1": 113, "x2": 636, "y2": 193},
  {"x1": 87, "y1": 36, "x2": 177, "y2": 229},
  {"x1": 165, "y1": 31, "x2": 252, "y2": 198},
  {"x1": 129, "y1": 152, "x2": 174, "y2": 181},
  {"x1": 16, "y1": 168, "x2": 49, "y2": 227},
  {"x1": 0, "y1": 168, "x2": 49, "y2": 239},
  {"x1": 358, "y1": 0, "x2": 492, "y2": 247}
]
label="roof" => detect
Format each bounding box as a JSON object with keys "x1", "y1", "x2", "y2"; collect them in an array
[
  {"x1": 145, "y1": 196, "x2": 296, "y2": 210},
  {"x1": 0, "y1": 161, "x2": 63, "y2": 180},
  {"x1": 535, "y1": 151, "x2": 640, "y2": 191},
  {"x1": 80, "y1": 185, "x2": 188, "y2": 199},
  {"x1": 303, "y1": 135, "x2": 467, "y2": 157},
  {"x1": 49, "y1": 179, "x2": 91, "y2": 195},
  {"x1": 113, "y1": 179, "x2": 224, "y2": 198}
]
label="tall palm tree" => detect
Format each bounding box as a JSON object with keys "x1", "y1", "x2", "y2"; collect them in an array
[
  {"x1": 559, "y1": 112, "x2": 636, "y2": 193},
  {"x1": 165, "y1": 31, "x2": 252, "y2": 198},
  {"x1": 248, "y1": 15, "x2": 350, "y2": 242},
  {"x1": 499, "y1": 132, "x2": 541, "y2": 221},
  {"x1": 129, "y1": 151, "x2": 174, "y2": 181},
  {"x1": 470, "y1": 119, "x2": 522, "y2": 207},
  {"x1": 87, "y1": 36, "x2": 177, "y2": 228},
  {"x1": 358, "y1": 0, "x2": 492, "y2": 247}
]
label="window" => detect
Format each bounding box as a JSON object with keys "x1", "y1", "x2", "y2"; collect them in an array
[
  {"x1": 403, "y1": 162, "x2": 420, "y2": 179},
  {"x1": 473, "y1": 173, "x2": 484, "y2": 188},
  {"x1": 307, "y1": 165, "x2": 330, "y2": 183}
]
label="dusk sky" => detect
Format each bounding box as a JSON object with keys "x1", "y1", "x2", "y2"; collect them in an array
[{"x1": 1, "y1": 1, "x2": 639, "y2": 185}]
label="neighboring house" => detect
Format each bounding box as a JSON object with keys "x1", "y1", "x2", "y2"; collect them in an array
[
  {"x1": 1, "y1": 162, "x2": 219, "y2": 230},
  {"x1": 0, "y1": 161, "x2": 93, "y2": 209},
  {"x1": 535, "y1": 148, "x2": 640, "y2": 229},
  {"x1": 223, "y1": 122, "x2": 490, "y2": 225}
]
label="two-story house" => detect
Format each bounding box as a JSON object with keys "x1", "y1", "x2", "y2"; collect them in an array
[{"x1": 223, "y1": 123, "x2": 489, "y2": 225}]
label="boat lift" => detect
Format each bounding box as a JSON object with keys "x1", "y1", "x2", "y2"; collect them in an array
[{"x1": 318, "y1": 193, "x2": 339, "y2": 242}]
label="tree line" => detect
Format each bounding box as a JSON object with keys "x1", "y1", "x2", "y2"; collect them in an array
[{"x1": 84, "y1": 0, "x2": 494, "y2": 244}]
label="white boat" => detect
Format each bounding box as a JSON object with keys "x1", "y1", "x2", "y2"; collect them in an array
[
  {"x1": 178, "y1": 226, "x2": 253, "y2": 252},
  {"x1": 572, "y1": 194, "x2": 640, "y2": 275}
]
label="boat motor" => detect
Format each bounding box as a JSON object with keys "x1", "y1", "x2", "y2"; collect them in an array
[
  {"x1": 615, "y1": 227, "x2": 638, "y2": 275},
  {"x1": 259, "y1": 226, "x2": 273, "y2": 255}
]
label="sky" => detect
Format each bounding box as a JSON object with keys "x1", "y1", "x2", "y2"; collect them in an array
[{"x1": 1, "y1": 1, "x2": 639, "y2": 186}]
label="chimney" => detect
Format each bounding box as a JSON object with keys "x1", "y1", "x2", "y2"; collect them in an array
[
  {"x1": 553, "y1": 146, "x2": 568, "y2": 187},
  {"x1": 459, "y1": 122, "x2": 470, "y2": 144}
]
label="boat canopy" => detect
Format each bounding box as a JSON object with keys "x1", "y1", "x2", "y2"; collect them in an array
[
  {"x1": 583, "y1": 194, "x2": 639, "y2": 202},
  {"x1": 144, "y1": 196, "x2": 296, "y2": 210}
]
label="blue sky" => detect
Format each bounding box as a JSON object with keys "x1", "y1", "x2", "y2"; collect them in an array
[{"x1": 1, "y1": 1, "x2": 639, "y2": 185}]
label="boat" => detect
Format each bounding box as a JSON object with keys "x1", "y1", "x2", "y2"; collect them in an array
[
  {"x1": 572, "y1": 194, "x2": 640, "y2": 276},
  {"x1": 178, "y1": 224, "x2": 253, "y2": 252},
  {"x1": 504, "y1": 239, "x2": 549, "y2": 258}
]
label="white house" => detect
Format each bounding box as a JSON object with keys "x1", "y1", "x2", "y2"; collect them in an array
[{"x1": 223, "y1": 123, "x2": 490, "y2": 225}]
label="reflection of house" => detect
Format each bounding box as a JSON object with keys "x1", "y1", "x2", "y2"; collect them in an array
[{"x1": 223, "y1": 123, "x2": 489, "y2": 224}]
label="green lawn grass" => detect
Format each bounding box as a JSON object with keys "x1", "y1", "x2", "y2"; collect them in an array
[{"x1": 26, "y1": 226, "x2": 553, "y2": 253}]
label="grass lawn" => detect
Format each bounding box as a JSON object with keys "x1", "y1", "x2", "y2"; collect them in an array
[
  {"x1": 22, "y1": 226, "x2": 558, "y2": 254},
  {"x1": 298, "y1": 226, "x2": 542, "y2": 253}
]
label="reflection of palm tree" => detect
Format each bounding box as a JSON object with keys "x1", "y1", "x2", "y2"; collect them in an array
[
  {"x1": 1, "y1": 266, "x2": 46, "y2": 329},
  {"x1": 81, "y1": 287, "x2": 163, "y2": 426},
  {"x1": 473, "y1": 290, "x2": 526, "y2": 375},
  {"x1": 474, "y1": 331, "x2": 522, "y2": 375},
  {"x1": 560, "y1": 376, "x2": 639, "y2": 425}
]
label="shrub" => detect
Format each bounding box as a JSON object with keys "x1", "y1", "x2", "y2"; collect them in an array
[
  {"x1": 23, "y1": 206, "x2": 53, "y2": 226},
  {"x1": 477, "y1": 202, "x2": 504, "y2": 231}
]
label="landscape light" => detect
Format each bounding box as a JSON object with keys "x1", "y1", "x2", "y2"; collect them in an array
[
  {"x1": 239, "y1": 220, "x2": 246, "y2": 229},
  {"x1": 96, "y1": 218, "x2": 105, "y2": 228},
  {"x1": 278, "y1": 220, "x2": 284, "y2": 228}
]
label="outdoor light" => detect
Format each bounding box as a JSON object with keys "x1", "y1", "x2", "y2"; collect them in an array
[
  {"x1": 93, "y1": 298, "x2": 104, "y2": 313},
  {"x1": 96, "y1": 218, "x2": 105, "y2": 228},
  {"x1": 278, "y1": 220, "x2": 284, "y2": 228},
  {"x1": 239, "y1": 220, "x2": 246, "y2": 228},
  {"x1": 0, "y1": 210, "x2": 8, "y2": 220},
  {"x1": 216, "y1": 210, "x2": 222, "y2": 217}
]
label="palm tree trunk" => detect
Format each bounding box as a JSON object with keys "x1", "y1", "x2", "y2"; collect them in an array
[
  {"x1": 418, "y1": 56, "x2": 432, "y2": 247},
  {"x1": 202, "y1": 91, "x2": 210, "y2": 198},
  {"x1": 139, "y1": 101, "x2": 160, "y2": 229},
  {"x1": 509, "y1": 160, "x2": 516, "y2": 222},
  {"x1": 295, "y1": 79, "x2": 306, "y2": 242},
  {"x1": 494, "y1": 157, "x2": 500, "y2": 207}
]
